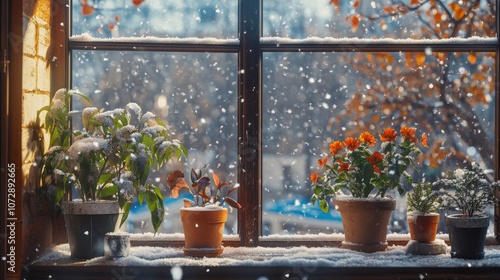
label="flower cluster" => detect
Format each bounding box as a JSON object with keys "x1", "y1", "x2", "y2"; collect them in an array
[
  {"x1": 434, "y1": 162, "x2": 496, "y2": 217},
  {"x1": 311, "y1": 126, "x2": 427, "y2": 212}
]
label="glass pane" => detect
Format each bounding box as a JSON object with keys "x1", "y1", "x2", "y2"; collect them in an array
[
  {"x1": 72, "y1": 0, "x2": 238, "y2": 39},
  {"x1": 263, "y1": 0, "x2": 496, "y2": 39},
  {"x1": 262, "y1": 51, "x2": 496, "y2": 235},
  {"x1": 71, "y1": 50, "x2": 239, "y2": 234}
]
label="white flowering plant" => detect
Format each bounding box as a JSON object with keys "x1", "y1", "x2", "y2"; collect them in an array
[
  {"x1": 37, "y1": 88, "x2": 187, "y2": 233},
  {"x1": 434, "y1": 162, "x2": 496, "y2": 217}
]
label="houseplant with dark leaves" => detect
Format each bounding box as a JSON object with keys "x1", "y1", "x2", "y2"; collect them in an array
[{"x1": 167, "y1": 165, "x2": 241, "y2": 257}]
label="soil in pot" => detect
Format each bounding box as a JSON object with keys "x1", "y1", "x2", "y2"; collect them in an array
[
  {"x1": 407, "y1": 213, "x2": 440, "y2": 243},
  {"x1": 62, "y1": 200, "x2": 120, "y2": 259},
  {"x1": 180, "y1": 207, "x2": 228, "y2": 257},
  {"x1": 335, "y1": 197, "x2": 396, "y2": 253},
  {"x1": 446, "y1": 214, "x2": 489, "y2": 260}
]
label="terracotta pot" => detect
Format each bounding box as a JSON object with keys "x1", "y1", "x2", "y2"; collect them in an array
[
  {"x1": 446, "y1": 214, "x2": 489, "y2": 259},
  {"x1": 335, "y1": 197, "x2": 396, "y2": 253},
  {"x1": 62, "y1": 200, "x2": 120, "y2": 259},
  {"x1": 407, "y1": 213, "x2": 440, "y2": 243},
  {"x1": 180, "y1": 207, "x2": 228, "y2": 257}
]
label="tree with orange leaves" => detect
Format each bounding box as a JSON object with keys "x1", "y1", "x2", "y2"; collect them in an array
[{"x1": 329, "y1": 0, "x2": 496, "y2": 172}]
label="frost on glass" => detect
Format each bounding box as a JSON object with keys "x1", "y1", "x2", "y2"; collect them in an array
[
  {"x1": 263, "y1": 0, "x2": 496, "y2": 39},
  {"x1": 72, "y1": 0, "x2": 238, "y2": 39},
  {"x1": 262, "y1": 51, "x2": 495, "y2": 235},
  {"x1": 71, "y1": 51, "x2": 238, "y2": 234}
]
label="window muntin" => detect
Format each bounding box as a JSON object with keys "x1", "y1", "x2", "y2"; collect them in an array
[
  {"x1": 72, "y1": 0, "x2": 238, "y2": 39},
  {"x1": 262, "y1": 51, "x2": 496, "y2": 235},
  {"x1": 71, "y1": 50, "x2": 239, "y2": 234}
]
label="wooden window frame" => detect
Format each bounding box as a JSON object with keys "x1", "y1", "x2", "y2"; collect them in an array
[{"x1": 64, "y1": 0, "x2": 500, "y2": 246}]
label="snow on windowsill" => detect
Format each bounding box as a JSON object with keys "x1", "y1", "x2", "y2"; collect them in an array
[
  {"x1": 34, "y1": 234, "x2": 500, "y2": 268},
  {"x1": 261, "y1": 36, "x2": 498, "y2": 45},
  {"x1": 70, "y1": 33, "x2": 239, "y2": 45}
]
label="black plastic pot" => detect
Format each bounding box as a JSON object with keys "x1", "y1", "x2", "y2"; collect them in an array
[
  {"x1": 446, "y1": 214, "x2": 489, "y2": 260},
  {"x1": 62, "y1": 200, "x2": 120, "y2": 259}
]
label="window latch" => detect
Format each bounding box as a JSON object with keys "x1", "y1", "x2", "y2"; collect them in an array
[{"x1": 3, "y1": 49, "x2": 9, "y2": 74}]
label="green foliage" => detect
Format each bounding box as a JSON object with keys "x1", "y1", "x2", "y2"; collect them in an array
[
  {"x1": 37, "y1": 88, "x2": 187, "y2": 233},
  {"x1": 406, "y1": 181, "x2": 440, "y2": 214},
  {"x1": 434, "y1": 163, "x2": 496, "y2": 217}
]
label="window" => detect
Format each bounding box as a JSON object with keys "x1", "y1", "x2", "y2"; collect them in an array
[{"x1": 68, "y1": 0, "x2": 499, "y2": 244}]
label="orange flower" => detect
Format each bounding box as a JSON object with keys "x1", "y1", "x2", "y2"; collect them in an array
[
  {"x1": 400, "y1": 126, "x2": 417, "y2": 143},
  {"x1": 344, "y1": 137, "x2": 360, "y2": 151},
  {"x1": 367, "y1": 151, "x2": 384, "y2": 166},
  {"x1": 421, "y1": 133, "x2": 428, "y2": 148},
  {"x1": 380, "y1": 128, "x2": 397, "y2": 142},
  {"x1": 318, "y1": 157, "x2": 328, "y2": 168},
  {"x1": 337, "y1": 161, "x2": 350, "y2": 172},
  {"x1": 359, "y1": 132, "x2": 376, "y2": 146},
  {"x1": 330, "y1": 141, "x2": 343, "y2": 156},
  {"x1": 310, "y1": 171, "x2": 319, "y2": 184}
]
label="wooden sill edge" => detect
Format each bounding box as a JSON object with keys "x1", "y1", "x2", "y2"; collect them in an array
[{"x1": 129, "y1": 235, "x2": 499, "y2": 247}]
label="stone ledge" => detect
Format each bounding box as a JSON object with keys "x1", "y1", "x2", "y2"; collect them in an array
[{"x1": 404, "y1": 239, "x2": 448, "y2": 255}]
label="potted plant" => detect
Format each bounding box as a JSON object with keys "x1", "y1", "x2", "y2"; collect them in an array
[
  {"x1": 434, "y1": 163, "x2": 497, "y2": 259},
  {"x1": 166, "y1": 165, "x2": 241, "y2": 257},
  {"x1": 406, "y1": 181, "x2": 441, "y2": 243},
  {"x1": 310, "y1": 126, "x2": 427, "y2": 252},
  {"x1": 37, "y1": 88, "x2": 186, "y2": 259}
]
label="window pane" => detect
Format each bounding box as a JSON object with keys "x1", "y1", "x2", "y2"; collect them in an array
[
  {"x1": 263, "y1": 0, "x2": 496, "y2": 39},
  {"x1": 262, "y1": 51, "x2": 496, "y2": 235},
  {"x1": 71, "y1": 50, "x2": 239, "y2": 234},
  {"x1": 72, "y1": 0, "x2": 238, "y2": 39}
]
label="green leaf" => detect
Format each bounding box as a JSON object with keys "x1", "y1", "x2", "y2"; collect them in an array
[
  {"x1": 311, "y1": 195, "x2": 317, "y2": 206},
  {"x1": 145, "y1": 188, "x2": 158, "y2": 211},
  {"x1": 98, "y1": 173, "x2": 114, "y2": 185},
  {"x1": 397, "y1": 184, "x2": 405, "y2": 195},
  {"x1": 138, "y1": 191, "x2": 145, "y2": 205},
  {"x1": 119, "y1": 201, "x2": 132, "y2": 228},
  {"x1": 319, "y1": 199, "x2": 329, "y2": 213},
  {"x1": 100, "y1": 184, "x2": 118, "y2": 199},
  {"x1": 152, "y1": 185, "x2": 163, "y2": 199},
  {"x1": 149, "y1": 191, "x2": 165, "y2": 234},
  {"x1": 69, "y1": 89, "x2": 91, "y2": 103}
]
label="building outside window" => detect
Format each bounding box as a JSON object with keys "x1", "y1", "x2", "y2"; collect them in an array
[{"x1": 68, "y1": 0, "x2": 497, "y2": 241}]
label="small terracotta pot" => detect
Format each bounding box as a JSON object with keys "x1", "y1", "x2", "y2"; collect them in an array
[
  {"x1": 407, "y1": 213, "x2": 440, "y2": 243},
  {"x1": 335, "y1": 197, "x2": 396, "y2": 253},
  {"x1": 180, "y1": 207, "x2": 228, "y2": 257}
]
